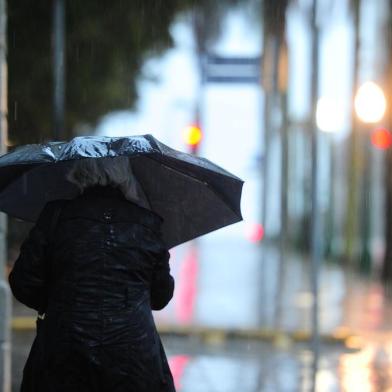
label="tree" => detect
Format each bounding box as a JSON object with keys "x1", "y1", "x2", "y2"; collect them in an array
[
  {"x1": 8, "y1": 1, "x2": 187, "y2": 145},
  {"x1": 8, "y1": 0, "x2": 249, "y2": 146}
]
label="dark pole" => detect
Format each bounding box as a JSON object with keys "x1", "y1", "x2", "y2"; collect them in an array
[
  {"x1": 310, "y1": 0, "x2": 321, "y2": 390},
  {"x1": 360, "y1": 128, "x2": 372, "y2": 273},
  {"x1": 261, "y1": 0, "x2": 289, "y2": 335},
  {"x1": 192, "y1": 7, "x2": 205, "y2": 157},
  {"x1": 345, "y1": 0, "x2": 361, "y2": 264},
  {"x1": 325, "y1": 135, "x2": 336, "y2": 259},
  {"x1": 275, "y1": 38, "x2": 290, "y2": 333},
  {"x1": 53, "y1": 0, "x2": 66, "y2": 140},
  {"x1": 260, "y1": 36, "x2": 276, "y2": 325}
]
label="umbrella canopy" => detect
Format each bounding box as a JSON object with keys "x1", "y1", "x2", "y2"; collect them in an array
[{"x1": 0, "y1": 135, "x2": 243, "y2": 248}]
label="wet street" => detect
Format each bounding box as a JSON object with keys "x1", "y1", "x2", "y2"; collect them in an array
[
  {"x1": 10, "y1": 237, "x2": 392, "y2": 391},
  {"x1": 13, "y1": 330, "x2": 392, "y2": 391}
]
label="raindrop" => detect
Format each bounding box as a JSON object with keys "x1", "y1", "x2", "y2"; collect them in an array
[{"x1": 14, "y1": 101, "x2": 17, "y2": 121}]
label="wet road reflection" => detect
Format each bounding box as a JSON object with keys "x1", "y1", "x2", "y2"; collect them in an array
[
  {"x1": 165, "y1": 340, "x2": 392, "y2": 391},
  {"x1": 15, "y1": 328, "x2": 392, "y2": 392},
  {"x1": 168, "y1": 355, "x2": 191, "y2": 391}
]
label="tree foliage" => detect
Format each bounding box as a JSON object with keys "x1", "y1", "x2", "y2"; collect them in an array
[
  {"x1": 7, "y1": 0, "x2": 249, "y2": 146},
  {"x1": 8, "y1": 0, "x2": 188, "y2": 145}
]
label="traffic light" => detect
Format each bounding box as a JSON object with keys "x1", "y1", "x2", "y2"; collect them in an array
[
  {"x1": 371, "y1": 127, "x2": 392, "y2": 150},
  {"x1": 182, "y1": 124, "x2": 202, "y2": 154}
]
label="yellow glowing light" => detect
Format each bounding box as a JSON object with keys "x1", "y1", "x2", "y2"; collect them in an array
[
  {"x1": 182, "y1": 125, "x2": 202, "y2": 146},
  {"x1": 355, "y1": 81, "x2": 386, "y2": 124},
  {"x1": 344, "y1": 335, "x2": 364, "y2": 350}
]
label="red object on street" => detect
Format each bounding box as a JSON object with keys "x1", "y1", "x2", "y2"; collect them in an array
[
  {"x1": 371, "y1": 127, "x2": 392, "y2": 150},
  {"x1": 168, "y1": 355, "x2": 191, "y2": 390},
  {"x1": 175, "y1": 245, "x2": 198, "y2": 324}
]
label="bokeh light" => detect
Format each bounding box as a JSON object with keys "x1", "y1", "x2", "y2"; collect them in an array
[
  {"x1": 371, "y1": 127, "x2": 392, "y2": 150},
  {"x1": 182, "y1": 125, "x2": 202, "y2": 146},
  {"x1": 355, "y1": 82, "x2": 386, "y2": 124},
  {"x1": 316, "y1": 97, "x2": 345, "y2": 133},
  {"x1": 246, "y1": 223, "x2": 264, "y2": 243}
]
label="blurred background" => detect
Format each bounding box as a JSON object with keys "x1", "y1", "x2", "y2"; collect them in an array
[{"x1": 2, "y1": 0, "x2": 392, "y2": 391}]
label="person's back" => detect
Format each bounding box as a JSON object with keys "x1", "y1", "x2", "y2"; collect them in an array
[{"x1": 9, "y1": 158, "x2": 176, "y2": 392}]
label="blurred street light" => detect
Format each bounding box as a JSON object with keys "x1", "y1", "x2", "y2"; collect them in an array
[
  {"x1": 316, "y1": 97, "x2": 345, "y2": 133},
  {"x1": 355, "y1": 81, "x2": 386, "y2": 124},
  {"x1": 182, "y1": 124, "x2": 202, "y2": 154}
]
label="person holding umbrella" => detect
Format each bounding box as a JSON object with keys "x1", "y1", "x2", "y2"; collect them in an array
[
  {"x1": 9, "y1": 156, "x2": 176, "y2": 391},
  {"x1": 4, "y1": 135, "x2": 243, "y2": 391}
]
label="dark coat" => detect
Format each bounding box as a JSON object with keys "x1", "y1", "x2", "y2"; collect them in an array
[{"x1": 9, "y1": 185, "x2": 176, "y2": 392}]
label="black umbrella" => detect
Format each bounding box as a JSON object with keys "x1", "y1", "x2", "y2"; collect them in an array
[{"x1": 0, "y1": 135, "x2": 243, "y2": 248}]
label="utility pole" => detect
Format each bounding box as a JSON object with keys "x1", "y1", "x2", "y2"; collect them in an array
[
  {"x1": 345, "y1": 0, "x2": 361, "y2": 264},
  {"x1": 276, "y1": 37, "x2": 289, "y2": 333},
  {"x1": 260, "y1": 0, "x2": 289, "y2": 335},
  {"x1": 0, "y1": 0, "x2": 11, "y2": 390},
  {"x1": 310, "y1": 0, "x2": 321, "y2": 390},
  {"x1": 53, "y1": 0, "x2": 66, "y2": 140}
]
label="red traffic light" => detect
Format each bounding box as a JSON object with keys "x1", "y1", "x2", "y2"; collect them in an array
[
  {"x1": 371, "y1": 127, "x2": 392, "y2": 150},
  {"x1": 246, "y1": 223, "x2": 265, "y2": 243}
]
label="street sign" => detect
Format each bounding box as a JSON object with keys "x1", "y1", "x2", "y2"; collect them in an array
[{"x1": 202, "y1": 54, "x2": 261, "y2": 84}]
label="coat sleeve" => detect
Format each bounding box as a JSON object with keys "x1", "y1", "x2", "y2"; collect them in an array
[
  {"x1": 8, "y1": 203, "x2": 55, "y2": 311},
  {"x1": 150, "y1": 248, "x2": 174, "y2": 311}
]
